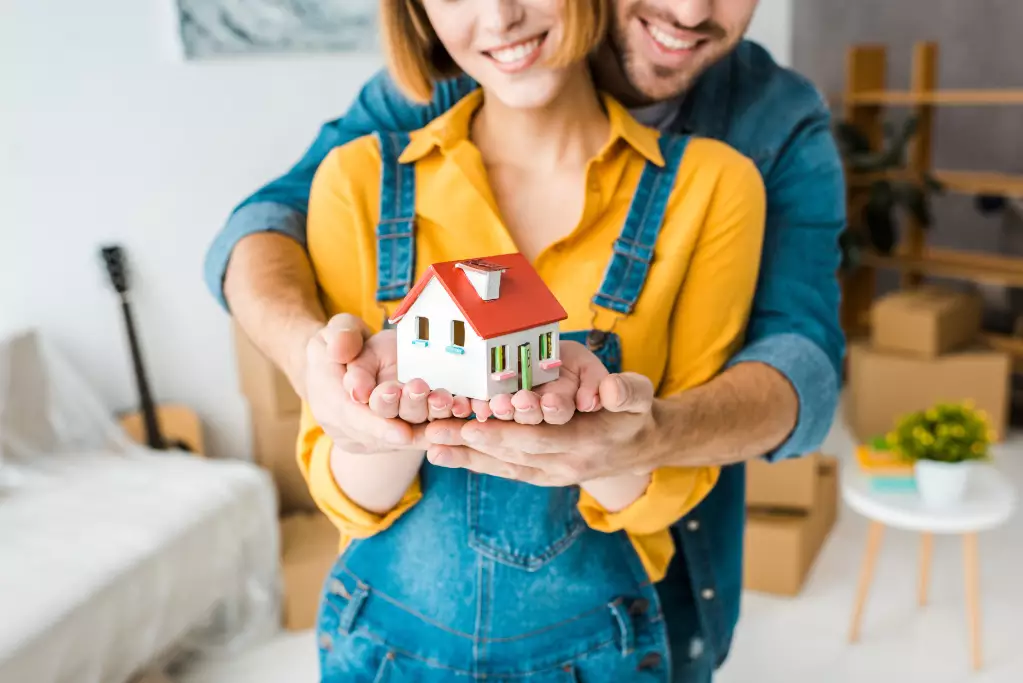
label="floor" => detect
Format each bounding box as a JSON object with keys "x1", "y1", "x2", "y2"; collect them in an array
[{"x1": 178, "y1": 410, "x2": 1023, "y2": 683}]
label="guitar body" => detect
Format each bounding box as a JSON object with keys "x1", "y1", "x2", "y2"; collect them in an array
[{"x1": 119, "y1": 404, "x2": 205, "y2": 456}]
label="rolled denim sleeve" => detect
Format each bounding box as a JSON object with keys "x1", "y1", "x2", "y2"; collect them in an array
[
  {"x1": 202, "y1": 70, "x2": 478, "y2": 311},
  {"x1": 729, "y1": 102, "x2": 846, "y2": 461}
]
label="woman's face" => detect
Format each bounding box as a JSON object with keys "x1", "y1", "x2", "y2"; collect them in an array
[{"x1": 421, "y1": 0, "x2": 578, "y2": 109}]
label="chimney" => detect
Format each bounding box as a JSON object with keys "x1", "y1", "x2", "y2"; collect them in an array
[{"x1": 456, "y1": 259, "x2": 506, "y2": 301}]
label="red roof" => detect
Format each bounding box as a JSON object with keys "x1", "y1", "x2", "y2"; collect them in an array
[{"x1": 388, "y1": 253, "x2": 567, "y2": 340}]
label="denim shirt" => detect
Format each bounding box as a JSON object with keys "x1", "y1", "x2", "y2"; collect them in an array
[{"x1": 204, "y1": 39, "x2": 846, "y2": 665}]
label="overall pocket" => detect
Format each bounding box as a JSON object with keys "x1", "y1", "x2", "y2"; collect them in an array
[{"x1": 467, "y1": 473, "x2": 586, "y2": 571}]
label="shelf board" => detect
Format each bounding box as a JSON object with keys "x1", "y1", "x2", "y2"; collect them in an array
[
  {"x1": 845, "y1": 89, "x2": 1023, "y2": 106},
  {"x1": 862, "y1": 247, "x2": 1023, "y2": 288},
  {"x1": 848, "y1": 170, "x2": 1023, "y2": 198}
]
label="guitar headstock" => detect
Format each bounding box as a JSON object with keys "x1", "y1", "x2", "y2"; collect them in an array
[{"x1": 100, "y1": 244, "x2": 129, "y2": 295}]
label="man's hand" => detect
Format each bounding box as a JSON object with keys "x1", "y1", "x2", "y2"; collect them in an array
[
  {"x1": 305, "y1": 314, "x2": 429, "y2": 453},
  {"x1": 425, "y1": 372, "x2": 666, "y2": 485}
]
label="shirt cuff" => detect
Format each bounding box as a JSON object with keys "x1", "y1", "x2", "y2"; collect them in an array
[
  {"x1": 203, "y1": 202, "x2": 308, "y2": 312},
  {"x1": 577, "y1": 467, "x2": 719, "y2": 536},
  {"x1": 726, "y1": 333, "x2": 839, "y2": 461},
  {"x1": 308, "y1": 436, "x2": 422, "y2": 539}
]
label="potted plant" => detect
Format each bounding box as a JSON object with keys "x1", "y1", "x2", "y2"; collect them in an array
[
  {"x1": 885, "y1": 401, "x2": 994, "y2": 507},
  {"x1": 833, "y1": 115, "x2": 945, "y2": 261}
]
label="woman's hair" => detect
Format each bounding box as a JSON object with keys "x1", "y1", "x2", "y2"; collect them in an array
[{"x1": 380, "y1": 0, "x2": 608, "y2": 103}]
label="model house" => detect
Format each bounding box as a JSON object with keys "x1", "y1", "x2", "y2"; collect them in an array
[{"x1": 387, "y1": 253, "x2": 568, "y2": 400}]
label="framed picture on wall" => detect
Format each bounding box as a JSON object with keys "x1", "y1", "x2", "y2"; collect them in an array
[{"x1": 175, "y1": 0, "x2": 377, "y2": 59}]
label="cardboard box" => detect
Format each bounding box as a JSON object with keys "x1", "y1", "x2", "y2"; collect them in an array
[
  {"x1": 743, "y1": 457, "x2": 838, "y2": 596},
  {"x1": 280, "y1": 512, "x2": 339, "y2": 631},
  {"x1": 253, "y1": 411, "x2": 315, "y2": 515},
  {"x1": 233, "y1": 321, "x2": 302, "y2": 418},
  {"x1": 870, "y1": 286, "x2": 982, "y2": 358},
  {"x1": 846, "y1": 341, "x2": 1010, "y2": 442},
  {"x1": 746, "y1": 452, "x2": 820, "y2": 510}
]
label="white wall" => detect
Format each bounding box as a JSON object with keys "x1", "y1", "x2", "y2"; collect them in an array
[
  {"x1": 1, "y1": 0, "x2": 792, "y2": 460},
  {"x1": 1, "y1": 0, "x2": 383, "y2": 459},
  {"x1": 748, "y1": 0, "x2": 793, "y2": 66}
]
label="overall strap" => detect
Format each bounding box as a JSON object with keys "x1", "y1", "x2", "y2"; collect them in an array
[
  {"x1": 374, "y1": 131, "x2": 417, "y2": 302},
  {"x1": 592, "y1": 133, "x2": 691, "y2": 315}
]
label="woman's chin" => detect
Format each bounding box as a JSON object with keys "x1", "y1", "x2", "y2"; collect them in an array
[{"x1": 479, "y1": 76, "x2": 566, "y2": 111}]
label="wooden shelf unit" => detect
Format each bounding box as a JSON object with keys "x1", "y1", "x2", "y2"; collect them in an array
[{"x1": 840, "y1": 42, "x2": 1023, "y2": 355}]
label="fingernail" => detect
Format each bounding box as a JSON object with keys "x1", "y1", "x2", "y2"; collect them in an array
[
  {"x1": 382, "y1": 392, "x2": 399, "y2": 404},
  {"x1": 586, "y1": 397, "x2": 598, "y2": 412},
  {"x1": 514, "y1": 404, "x2": 534, "y2": 412},
  {"x1": 429, "y1": 399, "x2": 447, "y2": 410},
  {"x1": 494, "y1": 411, "x2": 512, "y2": 419},
  {"x1": 541, "y1": 403, "x2": 558, "y2": 413},
  {"x1": 386, "y1": 431, "x2": 407, "y2": 445},
  {"x1": 410, "y1": 391, "x2": 427, "y2": 400}
]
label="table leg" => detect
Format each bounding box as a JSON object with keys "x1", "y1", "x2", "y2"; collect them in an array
[
  {"x1": 919, "y1": 532, "x2": 933, "y2": 606},
  {"x1": 849, "y1": 521, "x2": 885, "y2": 643},
  {"x1": 963, "y1": 533, "x2": 982, "y2": 671}
]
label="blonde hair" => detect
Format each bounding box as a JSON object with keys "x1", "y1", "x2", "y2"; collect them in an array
[{"x1": 380, "y1": 0, "x2": 608, "y2": 103}]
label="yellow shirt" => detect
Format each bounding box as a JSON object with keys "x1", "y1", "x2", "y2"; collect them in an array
[{"x1": 298, "y1": 89, "x2": 766, "y2": 582}]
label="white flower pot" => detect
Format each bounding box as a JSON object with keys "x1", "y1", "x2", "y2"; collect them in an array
[{"x1": 914, "y1": 459, "x2": 973, "y2": 508}]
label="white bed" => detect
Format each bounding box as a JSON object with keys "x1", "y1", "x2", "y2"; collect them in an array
[
  {"x1": 0, "y1": 332, "x2": 281, "y2": 683},
  {"x1": 0, "y1": 450, "x2": 280, "y2": 683}
]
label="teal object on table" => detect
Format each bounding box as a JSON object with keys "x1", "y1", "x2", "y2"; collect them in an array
[{"x1": 869, "y1": 476, "x2": 917, "y2": 493}]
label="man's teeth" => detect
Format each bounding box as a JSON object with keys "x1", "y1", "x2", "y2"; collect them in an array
[
  {"x1": 648, "y1": 24, "x2": 698, "y2": 51},
  {"x1": 491, "y1": 38, "x2": 542, "y2": 64}
]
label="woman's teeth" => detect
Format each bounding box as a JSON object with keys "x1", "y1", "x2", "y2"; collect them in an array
[
  {"x1": 490, "y1": 37, "x2": 542, "y2": 64},
  {"x1": 648, "y1": 24, "x2": 698, "y2": 51}
]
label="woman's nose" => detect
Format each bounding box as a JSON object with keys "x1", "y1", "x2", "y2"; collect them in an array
[{"x1": 479, "y1": 0, "x2": 526, "y2": 35}]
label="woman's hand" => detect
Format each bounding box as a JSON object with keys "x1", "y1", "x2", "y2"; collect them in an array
[
  {"x1": 341, "y1": 327, "x2": 472, "y2": 424},
  {"x1": 470, "y1": 340, "x2": 610, "y2": 425}
]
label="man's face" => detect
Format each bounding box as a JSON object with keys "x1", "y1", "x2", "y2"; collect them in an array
[{"x1": 608, "y1": 0, "x2": 759, "y2": 102}]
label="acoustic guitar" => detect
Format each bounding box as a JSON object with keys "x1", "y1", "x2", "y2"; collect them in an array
[{"x1": 100, "y1": 245, "x2": 205, "y2": 456}]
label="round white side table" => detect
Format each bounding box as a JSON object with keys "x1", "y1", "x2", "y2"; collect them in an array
[{"x1": 842, "y1": 462, "x2": 1017, "y2": 671}]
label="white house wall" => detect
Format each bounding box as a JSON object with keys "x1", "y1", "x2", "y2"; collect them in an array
[
  {"x1": 485, "y1": 323, "x2": 561, "y2": 398},
  {"x1": 395, "y1": 279, "x2": 489, "y2": 399}
]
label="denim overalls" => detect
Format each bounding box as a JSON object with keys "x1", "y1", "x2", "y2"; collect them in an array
[{"x1": 315, "y1": 131, "x2": 713, "y2": 683}]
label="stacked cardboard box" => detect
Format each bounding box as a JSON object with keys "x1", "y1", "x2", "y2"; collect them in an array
[
  {"x1": 743, "y1": 454, "x2": 838, "y2": 596},
  {"x1": 847, "y1": 285, "x2": 1011, "y2": 442},
  {"x1": 233, "y1": 322, "x2": 338, "y2": 631}
]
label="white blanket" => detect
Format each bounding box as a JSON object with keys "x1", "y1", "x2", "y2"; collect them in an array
[{"x1": 0, "y1": 450, "x2": 280, "y2": 683}]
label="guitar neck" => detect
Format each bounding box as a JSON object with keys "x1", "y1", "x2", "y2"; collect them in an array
[{"x1": 119, "y1": 295, "x2": 165, "y2": 450}]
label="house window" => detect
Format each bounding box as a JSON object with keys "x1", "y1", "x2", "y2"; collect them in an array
[
  {"x1": 447, "y1": 320, "x2": 466, "y2": 355},
  {"x1": 491, "y1": 345, "x2": 506, "y2": 372},
  {"x1": 539, "y1": 331, "x2": 553, "y2": 360},
  {"x1": 414, "y1": 316, "x2": 429, "y2": 346}
]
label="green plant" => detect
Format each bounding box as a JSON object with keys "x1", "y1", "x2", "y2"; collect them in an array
[
  {"x1": 834, "y1": 116, "x2": 945, "y2": 258},
  {"x1": 885, "y1": 401, "x2": 994, "y2": 464}
]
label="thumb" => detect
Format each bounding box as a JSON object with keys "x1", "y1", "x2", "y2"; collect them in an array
[
  {"x1": 322, "y1": 313, "x2": 370, "y2": 365},
  {"x1": 598, "y1": 372, "x2": 654, "y2": 414}
]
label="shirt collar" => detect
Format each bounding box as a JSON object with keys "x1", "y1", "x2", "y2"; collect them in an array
[{"x1": 397, "y1": 88, "x2": 665, "y2": 167}]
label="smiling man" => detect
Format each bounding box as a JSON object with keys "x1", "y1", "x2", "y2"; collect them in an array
[{"x1": 205, "y1": 0, "x2": 845, "y2": 678}]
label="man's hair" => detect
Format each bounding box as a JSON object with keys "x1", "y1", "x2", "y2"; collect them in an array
[{"x1": 381, "y1": 0, "x2": 608, "y2": 103}]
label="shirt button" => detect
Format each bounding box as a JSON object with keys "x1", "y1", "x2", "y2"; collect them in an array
[
  {"x1": 687, "y1": 519, "x2": 700, "y2": 531},
  {"x1": 330, "y1": 579, "x2": 347, "y2": 596},
  {"x1": 637, "y1": 652, "x2": 662, "y2": 670},
  {"x1": 318, "y1": 633, "x2": 333, "y2": 651},
  {"x1": 701, "y1": 588, "x2": 716, "y2": 600}
]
